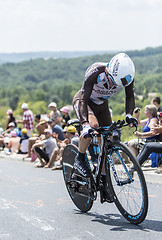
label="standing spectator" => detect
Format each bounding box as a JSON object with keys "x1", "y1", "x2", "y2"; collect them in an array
[
  {"x1": 17, "y1": 128, "x2": 29, "y2": 154},
  {"x1": 48, "y1": 118, "x2": 65, "y2": 141},
  {"x1": 32, "y1": 129, "x2": 57, "y2": 167},
  {"x1": 17, "y1": 103, "x2": 34, "y2": 137},
  {"x1": 151, "y1": 96, "x2": 162, "y2": 112},
  {"x1": 6, "y1": 109, "x2": 17, "y2": 130},
  {"x1": 60, "y1": 106, "x2": 70, "y2": 129},
  {"x1": 48, "y1": 102, "x2": 61, "y2": 125}
]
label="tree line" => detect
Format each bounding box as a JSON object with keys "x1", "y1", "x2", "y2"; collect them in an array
[{"x1": 0, "y1": 46, "x2": 162, "y2": 141}]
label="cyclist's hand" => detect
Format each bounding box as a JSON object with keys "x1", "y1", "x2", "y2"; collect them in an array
[
  {"x1": 81, "y1": 124, "x2": 92, "y2": 138},
  {"x1": 126, "y1": 114, "x2": 138, "y2": 128}
]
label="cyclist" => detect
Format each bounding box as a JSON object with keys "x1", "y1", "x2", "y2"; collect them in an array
[{"x1": 72, "y1": 53, "x2": 136, "y2": 201}]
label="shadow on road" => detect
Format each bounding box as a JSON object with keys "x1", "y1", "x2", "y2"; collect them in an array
[{"x1": 74, "y1": 210, "x2": 162, "y2": 233}]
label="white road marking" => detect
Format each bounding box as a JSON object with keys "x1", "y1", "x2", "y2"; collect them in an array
[{"x1": 18, "y1": 212, "x2": 54, "y2": 231}]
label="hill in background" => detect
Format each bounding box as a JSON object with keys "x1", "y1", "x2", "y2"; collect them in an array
[{"x1": 0, "y1": 50, "x2": 115, "y2": 65}]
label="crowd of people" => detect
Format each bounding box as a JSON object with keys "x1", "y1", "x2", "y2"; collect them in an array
[
  {"x1": 0, "y1": 96, "x2": 162, "y2": 173},
  {"x1": 0, "y1": 101, "x2": 79, "y2": 170}
]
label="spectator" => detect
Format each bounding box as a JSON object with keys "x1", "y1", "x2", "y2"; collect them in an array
[
  {"x1": 151, "y1": 96, "x2": 162, "y2": 112},
  {"x1": 0, "y1": 122, "x2": 21, "y2": 150},
  {"x1": 8, "y1": 122, "x2": 21, "y2": 137},
  {"x1": 25, "y1": 114, "x2": 49, "y2": 158},
  {"x1": 6, "y1": 109, "x2": 17, "y2": 130},
  {"x1": 45, "y1": 126, "x2": 79, "y2": 170},
  {"x1": 48, "y1": 118, "x2": 65, "y2": 141},
  {"x1": 0, "y1": 123, "x2": 3, "y2": 135},
  {"x1": 44, "y1": 136, "x2": 70, "y2": 169},
  {"x1": 48, "y1": 102, "x2": 61, "y2": 125},
  {"x1": 32, "y1": 128, "x2": 57, "y2": 168},
  {"x1": 17, "y1": 103, "x2": 34, "y2": 137},
  {"x1": 8, "y1": 131, "x2": 20, "y2": 154},
  {"x1": 60, "y1": 106, "x2": 70, "y2": 129},
  {"x1": 17, "y1": 128, "x2": 29, "y2": 154},
  {"x1": 65, "y1": 126, "x2": 79, "y2": 147},
  {"x1": 33, "y1": 114, "x2": 48, "y2": 136},
  {"x1": 129, "y1": 113, "x2": 162, "y2": 174},
  {"x1": 128, "y1": 104, "x2": 159, "y2": 156}
]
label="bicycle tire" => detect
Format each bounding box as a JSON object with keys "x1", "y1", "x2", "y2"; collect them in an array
[
  {"x1": 62, "y1": 144, "x2": 93, "y2": 212},
  {"x1": 105, "y1": 141, "x2": 148, "y2": 224}
]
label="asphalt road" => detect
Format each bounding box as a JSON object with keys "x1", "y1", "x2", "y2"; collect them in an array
[{"x1": 0, "y1": 157, "x2": 162, "y2": 240}]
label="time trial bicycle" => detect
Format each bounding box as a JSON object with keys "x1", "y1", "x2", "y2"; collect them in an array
[{"x1": 62, "y1": 119, "x2": 148, "y2": 224}]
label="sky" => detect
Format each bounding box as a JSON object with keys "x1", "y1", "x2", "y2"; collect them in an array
[{"x1": 0, "y1": 0, "x2": 162, "y2": 53}]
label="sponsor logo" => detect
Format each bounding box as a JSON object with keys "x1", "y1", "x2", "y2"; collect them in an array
[
  {"x1": 112, "y1": 59, "x2": 120, "y2": 77},
  {"x1": 93, "y1": 89, "x2": 116, "y2": 95}
]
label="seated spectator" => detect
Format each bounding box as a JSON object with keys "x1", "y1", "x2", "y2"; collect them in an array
[
  {"x1": 131, "y1": 113, "x2": 162, "y2": 174},
  {"x1": 65, "y1": 125, "x2": 79, "y2": 147},
  {"x1": 0, "y1": 122, "x2": 21, "y2": 150},
  {"x1": 6, "y1": 109, "x2": 17, "y2": 130},
  {"x1": 128, "y1": 105, "x2": 159, "y2": 156},
  {"x1": 48, "y1": 118, "x2": 65, "y2": 141},
  {"x1": 60, "y1": 106, "x2": 70, "y2": 129},
  {"x1": 44, "y1": 136, "x2": 70, "y2": 169},
  {"x1": 0, "y1": 123, "x2": 4, "y2": 148},
  {"x1": 25, "y1": 116, "x2": 48, "y2": 158},
  {"x1": 44, "y1": 126, "x2": 78, "y2": 170},
  {"x1": 32, "y1": 129, "x2": 57, "y2": 167},
  {"x1": 8, "y1": 131, "x2": 20, "y2": 154},
  {"x1": 17, "y1": 128, "x2": 29, "y2": 154},
  {"x1": 48, "y1": 102, "x2": 62, "y2": 125},
  {"x1": 8, "y1": 122, "x2": 22, "y2": 137}
]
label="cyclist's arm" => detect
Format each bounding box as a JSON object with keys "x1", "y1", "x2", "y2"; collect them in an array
[
  {"x1": 125, "y1": 80, "x2": 135, "y2": 115},
  {"x1": 79, "y1": 71, "x2": 99, "y2": 125}
]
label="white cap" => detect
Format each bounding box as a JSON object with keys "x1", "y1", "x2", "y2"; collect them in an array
[
  {"x1": 48, "y1": 102, "x2": 57, "y2": 108},
  {"x1": 21, "y1": 103, "x2": 28, "y2": 109}
]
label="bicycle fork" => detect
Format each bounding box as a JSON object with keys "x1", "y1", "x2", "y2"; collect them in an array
[{"x1": 106, "y1": 148, "x2": 134, "y2": 186}]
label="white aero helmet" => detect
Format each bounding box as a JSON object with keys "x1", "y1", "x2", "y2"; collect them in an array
[{"x1": 108, "y1": 53, "x2": 135, "y2": 87}]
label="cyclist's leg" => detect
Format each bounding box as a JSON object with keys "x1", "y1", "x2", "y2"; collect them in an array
[
  {"x1": 72, "y1": 93, "x2": 93, "y2": 177},
  {"x1": 89, "y1": 100, "x2": 114, "y2": 202}
]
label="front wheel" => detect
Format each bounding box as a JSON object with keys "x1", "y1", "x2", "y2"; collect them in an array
[
  {"x1": 62, "y1": 144, "x2": 93, "y2": 212},
  {"x1": 105, "y1": 141, "x2": 148, "y2": 224}
]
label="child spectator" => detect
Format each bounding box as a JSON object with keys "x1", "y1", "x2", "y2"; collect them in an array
[
  {"x1": 48, "y1": 102, "x2": 61, "y2": 125},
  {"x1": 8, "y1": 131, "x2": 20, "y2": 154},
  {"x1": 17, "y1": 128, "x2": 29, "y2": 154}
]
